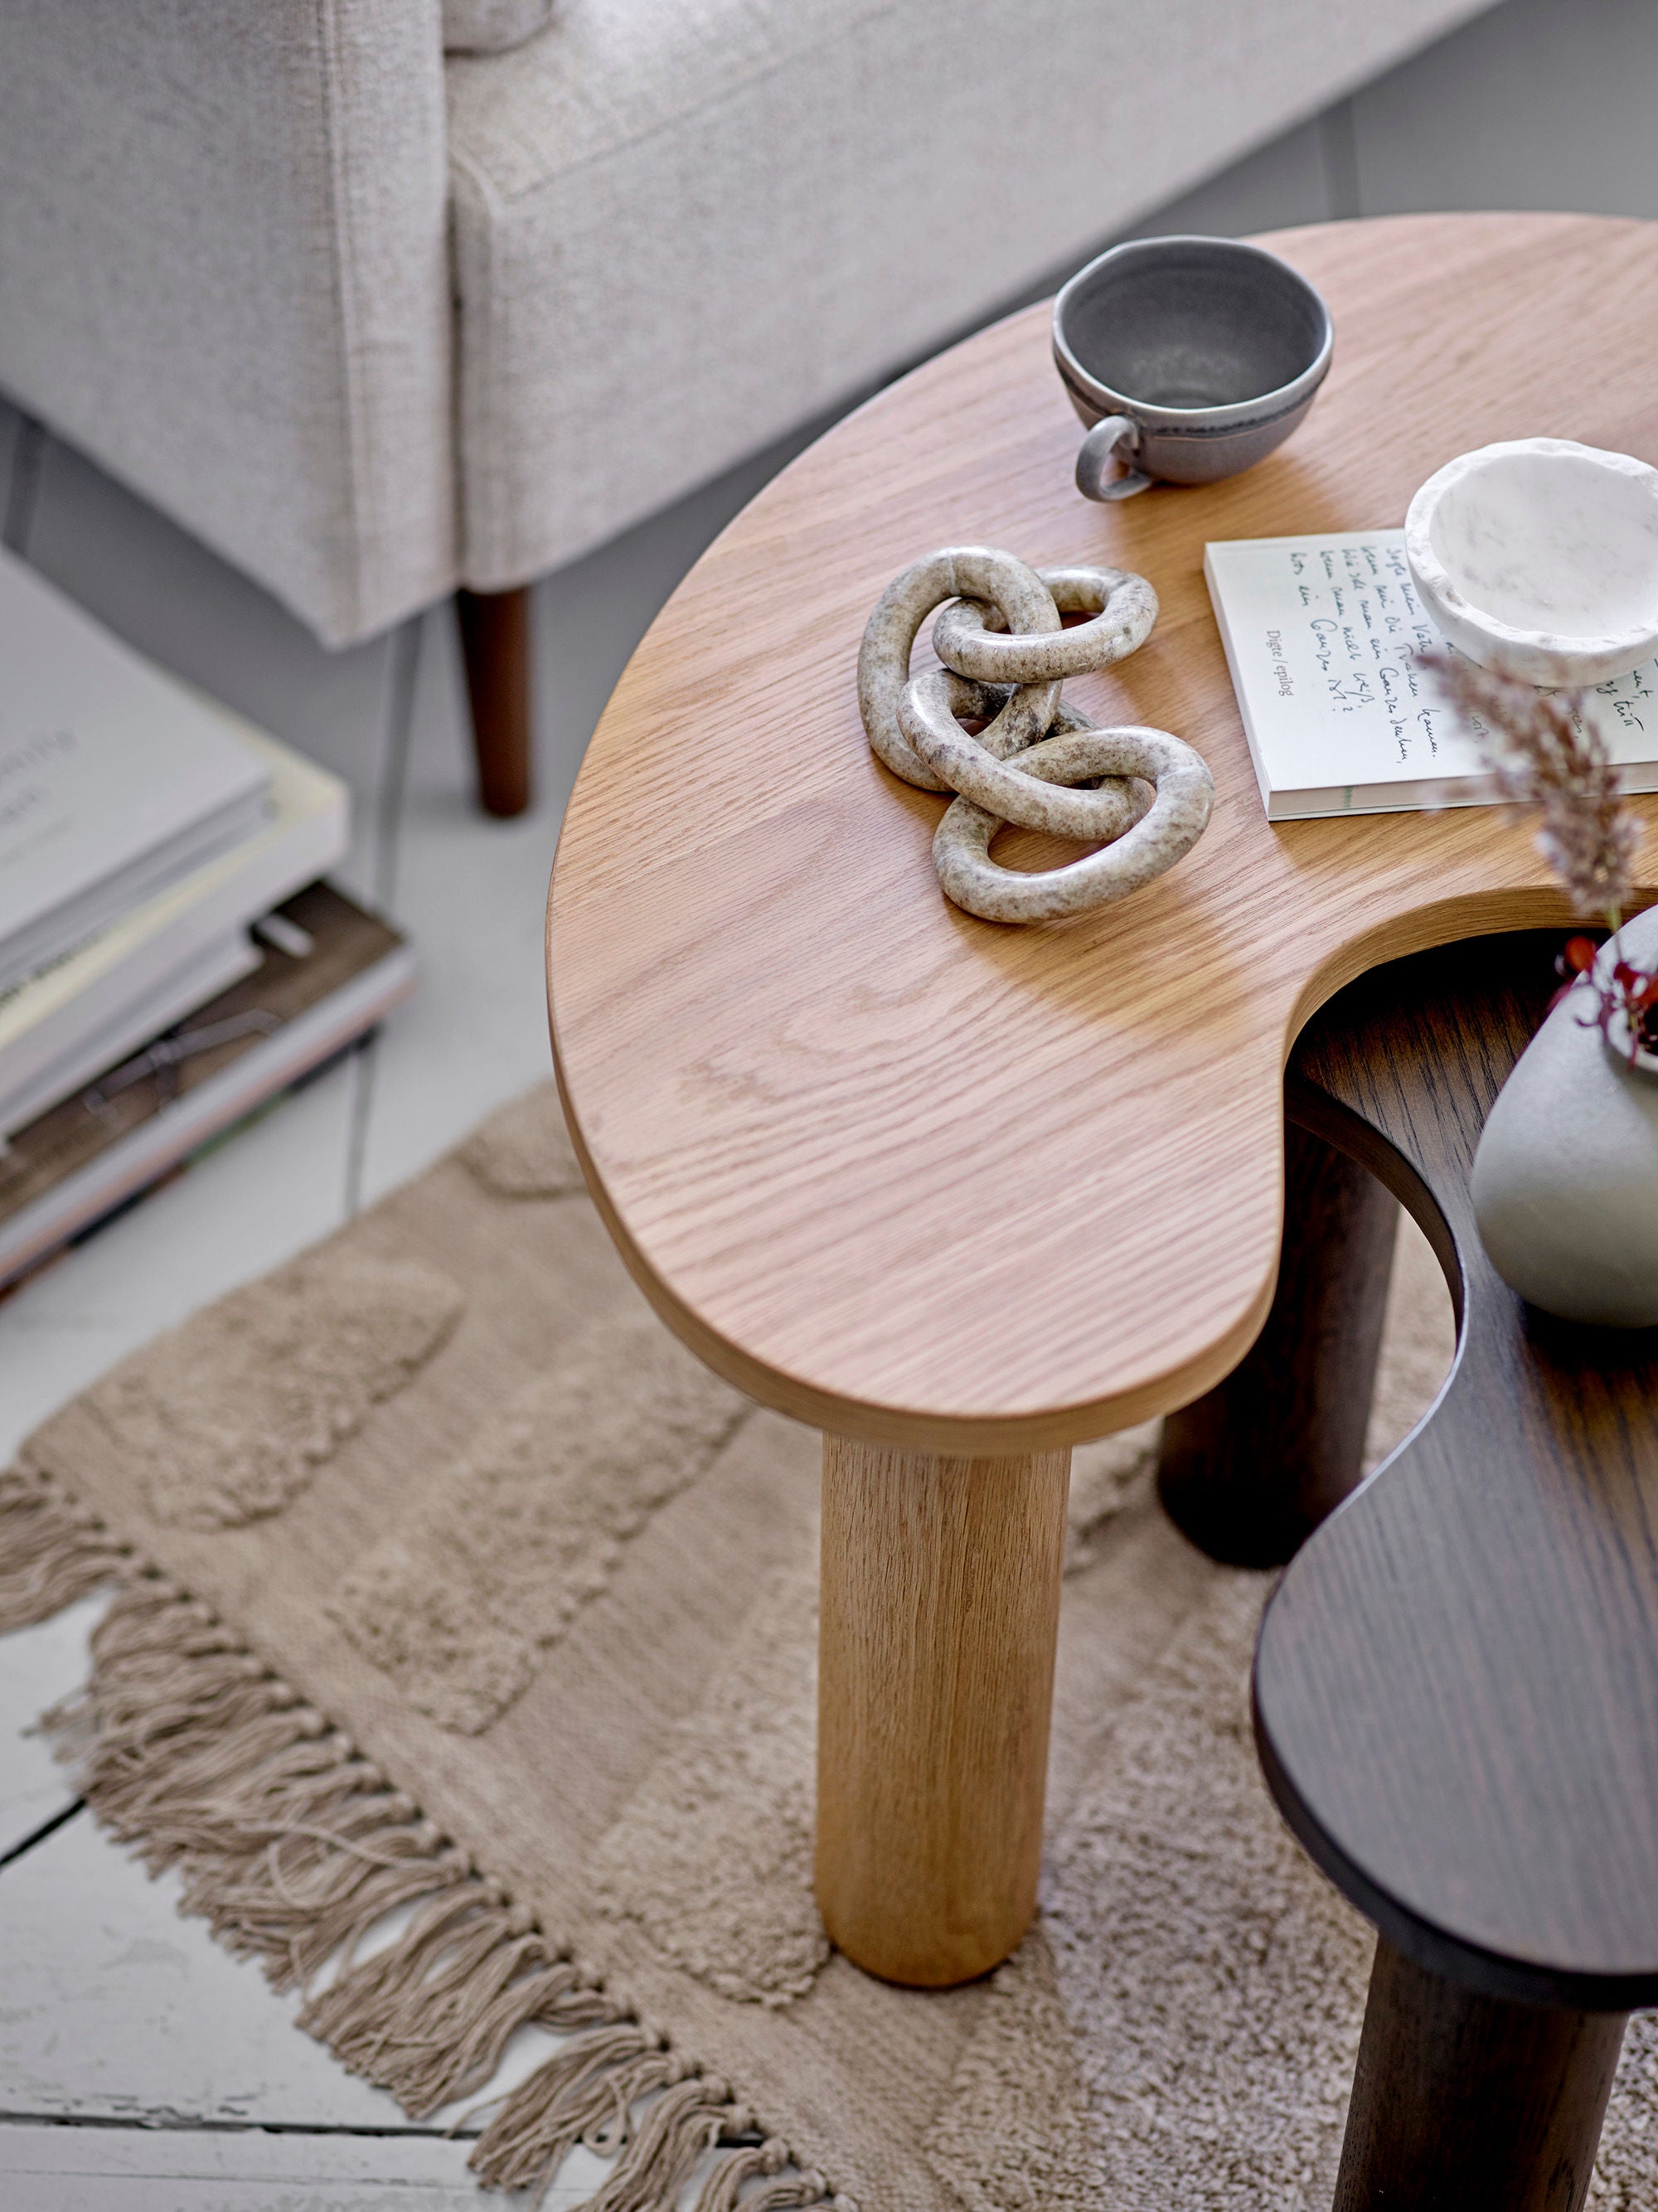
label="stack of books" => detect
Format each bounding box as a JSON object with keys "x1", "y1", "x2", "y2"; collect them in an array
[{"x1": 0, "y1": 549, "x2": 414, "y2": 1291}]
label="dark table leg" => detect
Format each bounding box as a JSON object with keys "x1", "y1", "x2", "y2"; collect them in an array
[
  {"x1": 1158, "y1": 1118, "x2": 1399, "y2": 1567},
  {"x1": 456, "y1": 585, "x2": 533, "y2": 818},
  {"x1": 1336, "y1": 1937, "x2": 1626, "y2": 2211}
]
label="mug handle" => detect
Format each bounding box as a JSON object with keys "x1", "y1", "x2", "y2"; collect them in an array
[{"x1": 1075, "y1": 414, "x2": 1152, "y2": 502}]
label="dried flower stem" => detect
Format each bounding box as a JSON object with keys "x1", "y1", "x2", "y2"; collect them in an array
[
  {"x1": 1425, "y1": 647, "x2": 1655, "y2": 1060},
  {"x1": 1422, "y1": 648, "x2": 1640, "y2": 928}
]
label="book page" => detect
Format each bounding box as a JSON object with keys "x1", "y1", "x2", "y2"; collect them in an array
[{"x1": 1205, "y1": 530, "x2": 1658, "y2": 809}]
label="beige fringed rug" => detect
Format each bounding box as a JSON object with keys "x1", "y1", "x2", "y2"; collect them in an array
[{"x1": 6, "y1": 1082, "x2": 1658, "y2": 2210}]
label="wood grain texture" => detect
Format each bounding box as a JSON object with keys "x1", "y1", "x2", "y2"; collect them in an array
[
  {"x1": 0, "y1": 1804, "x2": 421, "y2": 2128},
  {"x1": 1333, "y1": 1938, "x2": 1626, "y2": 2212},
  {"x1": 1256, "y1": 929, "x2": 1658, "y2": 2008},
  {"x1": 1157, "y1": 1118, "x2": 1400, "y2": 1566},
  {"x1": 0, "y1": 1593, "x2": 103, "y2": 1861},
  {"x1": 815, "y1": 1437, "x2": 1069, "y2": 1984},
  {"x1": 547, "y1": 214, "x2": 1658, "y2": 1449},
  {"x1": 0, "y1": 2122, "x2": 553, "y2": 2212}
]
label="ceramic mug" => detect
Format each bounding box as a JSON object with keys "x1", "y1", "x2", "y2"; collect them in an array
[{"x1": 1053, "y1": 235, "x2": 1334, "y2": 502}]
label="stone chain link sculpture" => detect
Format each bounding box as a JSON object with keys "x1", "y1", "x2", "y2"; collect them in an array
[{"x1": 857, "y1": 546, "x2": 1214, "y2": 922}]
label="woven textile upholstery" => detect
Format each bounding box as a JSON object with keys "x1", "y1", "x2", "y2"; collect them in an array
[
  {"x1": 0, "y1": 0, "x2": 453, "y2": 648},
  {"x1": 443, "y1": 0, "x2": 553, "y2": 53},
  {"x1": 444, "y1": 0, "x2": 1491, "y2": 592},
  {"x1": 0, "y1": 0, "x2": 1490, "y2": 645}
]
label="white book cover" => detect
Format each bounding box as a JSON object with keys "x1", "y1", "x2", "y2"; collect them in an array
[
  {"x1": 0, "y1": 548, "x2": 273, "y2": 985},
  {"x1": 0, "y1": 720, "x2": 348, "y2": 1132},
  {"x1": 1205, "y1": 530, "x2": 1658, "y2": 819}
]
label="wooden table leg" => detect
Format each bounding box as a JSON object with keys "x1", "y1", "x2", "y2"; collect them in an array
[
  {"x1": 1157, "y1": 1118, "x2": 1399, "y2": 1567},
  {"x1": 816, "y1": 1437, "x2": 1070, "y2": 1987},
  {"x1": 456, "y1": 585, "x2": 533, "y2": 818},
  {"x1": 1335, "y1": 1938, "x2": 1626, "y2": 2211}
]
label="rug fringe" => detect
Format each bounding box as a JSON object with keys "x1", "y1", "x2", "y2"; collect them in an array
[
  {"x1": 30, "y1": 1542, "x2": 849, "y2": 2210},
  {"x1": 303, "y1": 1889, "x2": 613, "y2": 2116},
  {"x1": 729, "y1": 2176, "x2": 840, "y2": 2212},
  {"x1": 0, "y1": 1463, "x2": 128, "y2": 1630},
  {"x1": 467, "y1": 2025, "x2": 674, "y2": 2189},
  {"x1": 689, "y1": 2140, "x2": 793, "y2": 2212},
  {"x1": 583, "y1": 2072, "x2": 734, "y2": 2212}
]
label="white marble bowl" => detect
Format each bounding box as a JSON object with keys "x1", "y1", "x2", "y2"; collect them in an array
[{"x1": 1405, "y1": 437, "x2": 1658, "y2": 686}]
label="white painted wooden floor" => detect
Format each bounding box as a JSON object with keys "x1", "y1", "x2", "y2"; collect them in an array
[{"x1": 4, "y1": 0, "x2": 1658, "y2": 2198}]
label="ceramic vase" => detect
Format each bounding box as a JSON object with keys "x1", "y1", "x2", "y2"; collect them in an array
[{"x1": 1471, "y1": 909, "x2": 1658, "y2": 1327}]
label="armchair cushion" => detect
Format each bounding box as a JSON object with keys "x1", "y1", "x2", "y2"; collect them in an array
[
  {"x1": 444, "y1": 0, "x2": 554, "y2": 53},
  {"x1": 446, "y1": 0, "x2": 1494, "y2": 594},
  {"x1": 0, "y1": 0, "x2": 454, "y2": 648}
]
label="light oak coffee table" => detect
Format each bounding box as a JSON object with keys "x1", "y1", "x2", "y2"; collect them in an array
[{"x1": 546, "y1": 214, "x2": 1658, "y2": 1999}]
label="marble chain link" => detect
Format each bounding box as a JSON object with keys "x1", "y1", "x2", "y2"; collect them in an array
[{"x1": 856, "y1": 545, "x2": 1213, "y2": 922}]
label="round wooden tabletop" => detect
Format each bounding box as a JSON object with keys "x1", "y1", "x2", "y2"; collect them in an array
[{"x1": 547, "y1": 213, "x2": 1658, "y2": 1453}]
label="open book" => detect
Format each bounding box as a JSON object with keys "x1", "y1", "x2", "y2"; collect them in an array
[{"x1": 1205, "y1": 530, "x2": 1658, "y2": 819}]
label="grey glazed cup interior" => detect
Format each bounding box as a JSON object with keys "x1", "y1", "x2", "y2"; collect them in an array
[{"x1": 1053, "y1": 235, "x2": 1334, "y2": 501}]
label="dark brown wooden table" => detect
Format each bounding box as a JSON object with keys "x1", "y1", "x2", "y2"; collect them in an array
[{"x1": 1165, "y1": 929, "x2": 1658, "y2": 2210}]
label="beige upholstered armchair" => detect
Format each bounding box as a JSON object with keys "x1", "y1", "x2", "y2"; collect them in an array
[{"x1": 0, "y1": 0, "x2": 1486, "y2": 813}]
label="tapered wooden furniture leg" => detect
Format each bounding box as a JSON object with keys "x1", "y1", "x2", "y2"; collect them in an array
[
  {"x1": 816, "y1": 1438, "x2": 1070, "y2": 1987},
  {"x1": 1157, "y1": 1118, "x2": 1399, "y2": 1568},
  {"x1": 456, "y1": 585, "x2": 533, "y2": 818},
  {"x1": 1335, "y1": 1938, "x2": 1626, "y2": 2212}
]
